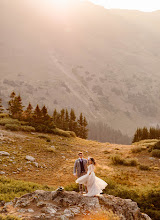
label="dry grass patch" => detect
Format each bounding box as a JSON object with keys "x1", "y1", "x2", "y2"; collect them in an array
[
  {"x1": 0, "y1": 215, "x2": 21, "y2": 220},
  {"x1": 82, "y1": 210, "x2": 119, "y2": 220}
]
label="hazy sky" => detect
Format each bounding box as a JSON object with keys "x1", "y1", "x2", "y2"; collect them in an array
[{"x1": 89, "y1": 0, "x2": 160, "y2": 11}]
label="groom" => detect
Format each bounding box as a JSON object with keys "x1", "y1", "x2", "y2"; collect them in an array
[{"x1": 73, "y1": 152, "x2": 88, "y2": 194}]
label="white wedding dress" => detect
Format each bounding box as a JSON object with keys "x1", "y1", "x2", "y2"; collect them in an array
[{"x1": 76, "y1": 164, "x2": 107, "y2": 196}]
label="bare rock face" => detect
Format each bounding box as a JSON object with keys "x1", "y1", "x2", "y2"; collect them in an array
[{"x1": 0, "y1": 190, "x2": 151, "y2": 220}]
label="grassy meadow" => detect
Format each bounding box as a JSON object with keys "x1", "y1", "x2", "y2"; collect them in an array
[{"x1": 0, "y1": 127, "x2": 160, "y2": 219}]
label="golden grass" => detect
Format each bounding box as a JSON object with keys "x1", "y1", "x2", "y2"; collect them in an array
[
  {"x1": 82, "y1": 210, "x2": 119, "y2": 220},
  {"x1": 0, "y1": 129, "x2": 159, "y2": 189}
]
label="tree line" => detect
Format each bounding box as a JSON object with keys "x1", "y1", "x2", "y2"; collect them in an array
[
  {"x1": 132, "y1": 126, "x2": 160, "y2": 143},
  {"x1": 0, "y1": 92, "x2": 88, "y2": 139},
  {"x1": 88, "y1": 121, "x2": 131, "y2": 145}
]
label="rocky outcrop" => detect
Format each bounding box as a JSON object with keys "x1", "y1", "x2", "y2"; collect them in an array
[{"x1": 0, "y1": 189, "x2": 151, "y2": 220}]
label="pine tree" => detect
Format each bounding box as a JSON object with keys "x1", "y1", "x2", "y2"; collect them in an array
[
  {"x1": 82, "y1": 116, "x2": 88, "y2": 139},
  {"x1": 33, "y1": 105, "x2": 42, "y2": 122},
  {"x1": 69, "y1": 109, "x2": 77, "y2": 133},
  {"x1": 7, "y1": 91, "x2": 16, "y2": 116},
  {"x1": 15, "y1": 95, "x2": 24, "y2": 119},
  {"x1": 60, "y1": 109, "x2": 65, "y2": 130},
  {"x1": 7, "y1": 92, "x2": 24, "y2": 119},
  {"x1": 0, "y1": 98, "x2": 4, "y2": 113},
  {"x1": 53, "y1": 109, "x2": 58, "y2": 124},
  {"x1": 25, "y1": 103, "x2": 33, "y2": 121},
  {"x1": 132, "y1": 128, "x2": 143, "y2": 143},
  {"x1": 77, "y1": 113, "x2": 83, "y2": 138},
  {"x1": 64, "y1": 109, "x2": 69, "y2": 130},
  {"x1": 41, "y1": 105, "x2": 49, "y2": 120},
  {"x1": 142, "y1": 127, "x2": 149, "y2": 140},
  {"x1": 149, "y1": 127, "x2": 156, "y2": 139}
]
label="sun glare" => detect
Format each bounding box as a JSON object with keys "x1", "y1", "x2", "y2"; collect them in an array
[{"x1": 46, "y1": 0, "x2": 69, "y2": 9}]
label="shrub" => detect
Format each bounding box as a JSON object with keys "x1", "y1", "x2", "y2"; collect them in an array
[
  {"x1": 103, "y1": 150, "x2": 110, "y2": 154},
  {"x1": 5, "y1": 124, "x2": 20, "y2": 131},
  {"x1": 52, "y1": 128, "x2": 71, "y2": 137},
  {"x1": 0, "y1": 118, "x2": 21, "y2": 126},
  {"x1": 0, "y1": 113, "x2": 9, "y2": 119},
  {"x1": 20, "y1": 121, "x2": 29, "y2": 126},
  {"x1": 139, "y1": 164, "x2": 150, "y2": 171},
  {"x1": 131, "y1": 146, "x2": 143, "y2": 153},
  {"x1": 153, "y1": 141, "x2": 160, "y2": 150},
  {"x1": 20, "y1": 126, "x2": 35, "y2": 132},
  {"x1": 111, "y1": 155, "x2": 124, "y2": 165},
  {"x1": 0, "y1": 176, "x2": 54, "y2": 202},
  {"x1": 152, "y1": 149, "x2": 160, "y2": 158},
  {"x1": 64, "y1": 183, "x2": 79, "y2": 192},
  {"x1": 111, "y1": 155, "x2": 138, "y2": 166},
  {"x1": 67, "y1": 131, "x2": 76, "y2": 137},
  {"x1": 123, "y1": 158, "x2": 138, "y2": 166},
  {"x1": 38, "y1": 135, "x2": 51, "y2": 142}
]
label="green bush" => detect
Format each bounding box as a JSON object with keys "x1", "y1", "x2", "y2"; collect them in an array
[
  {"x1": 0, "y1": 118, "x2": 21, "y2": 126},
  {"x1": 64, "y1": 183, "x2": 79, "y2": 192},
  {"x1": 0, "y1": 113, "x2": 9, "y2": 119},
  {"x1": 52, "y1": 128, "x2": 71, "y2": 137},
  {"x1": 20, "y1": 126, "x2": 35, "y2": 132},
  {"x1": 19, "y1": 121, "x2": 29, "y2": 126},
  {"x1": 152, "y1": 149, "x2": 160, "y2": 158},
  {"x1": 5, "y1": 124, "x2": 20, "y2": 131},
  {"x1": 139, "y1": 164, "x2": 150, "y2": 171},
  {"x1": 67, "y1": 131, "x2": 76, "y2": 137},
  {"x1": 0, "y1": 177, "x2": 54, "y2": 202}
]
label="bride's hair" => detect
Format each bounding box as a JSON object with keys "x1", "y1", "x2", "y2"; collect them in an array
[{"x1": 90, "y1": 157, "x2": 96, "y2": 165}]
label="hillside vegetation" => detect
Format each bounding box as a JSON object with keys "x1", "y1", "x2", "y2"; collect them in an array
[{"x1": 0, "y1": 128, "x2": 160, "y2": 219}]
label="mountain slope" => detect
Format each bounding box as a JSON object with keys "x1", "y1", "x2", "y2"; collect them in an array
[{"x1": 0, "y1": 0, "x2": 160, "y2": 136}]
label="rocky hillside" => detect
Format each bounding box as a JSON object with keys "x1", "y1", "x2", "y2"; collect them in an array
[
  {"x1": 0, "y1": 0, "x2": 160, "y2": 136},
  {"x1": 0, "y1": 189, "x2": 151, "y2": 220},
  {"x1": 0, "y1": 127, "x2": 160, "y2": 187},
  {"x1": 0, "y1": 127, "x2": 160, "y2": 219}
]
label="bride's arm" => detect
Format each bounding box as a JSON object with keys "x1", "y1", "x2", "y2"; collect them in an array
[{"x1": 88, "y1": 165, "x2": 94, "y2": 175}]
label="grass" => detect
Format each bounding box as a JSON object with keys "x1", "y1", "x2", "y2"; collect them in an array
[
  {"x1": 82, "y1": 210, "x2": 119, "y2": 220},
  {"x1": 0, "y1": 177, "x2": 54, "y2": 202},
  {"x1": 0, "y1": 215, "x2": 21, "y2": 220},
  {"x1": 152, "y1": 150, "x2": 160, "y2": 158},
  {"x1": 131, "y1": 146, "x2": 144, "y2": 153},
  {"x1": 38, "y1": 135, "x2": 51, "y2": 142},
  {"x1": 0, "y1": 129, "x2": 160, "y2": 219},
  {"x1": 52, "y1": 128, "x2": 76, "y2": 137},
  {"x1": 0, "y1": 118, "x2": 21, "y2": 126},
  {"x1": 111, "y1": 155, "x2": 138, "y2": 166},
  {"x1": 0, "y1": 113, "x2": 9, "y2": 118},
  {"x1": 139, "y1": 164, "x2": 151, "y2": 171}
]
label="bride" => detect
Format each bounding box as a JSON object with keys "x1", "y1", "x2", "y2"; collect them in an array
[{"x1": 76, "y1": 158, "x2": 107, "y2": 196}]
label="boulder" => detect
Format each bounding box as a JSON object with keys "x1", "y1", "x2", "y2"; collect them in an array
[
  {"x1": 1, "y1": 190, "x2": 151, "y2": 220},
  {"x1": 25, "y1": 155, "x2": 35, "y2": 162},
  {"x1": 0, "y1": 151, "x2": 10, "y2": 156}
]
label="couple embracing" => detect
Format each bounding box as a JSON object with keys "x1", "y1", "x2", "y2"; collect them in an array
[{"x1": 73, "y1": 152, "x2": 107, "y2": 196}]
